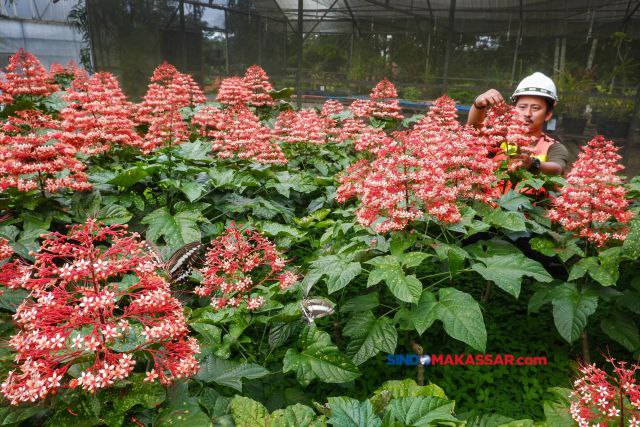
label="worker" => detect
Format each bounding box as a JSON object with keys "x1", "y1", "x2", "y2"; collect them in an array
[{"x1": 467, "y1": 72, "x2": 569, "y2": 176}]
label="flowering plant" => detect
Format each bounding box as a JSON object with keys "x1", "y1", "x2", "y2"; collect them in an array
[{"x1": 0, "y1": 220, "x2": 199, "y2": 404}]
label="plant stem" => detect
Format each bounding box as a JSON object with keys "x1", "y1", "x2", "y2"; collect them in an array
[{"x1": 581, "y1": 330, "x2": 591, "y2": 365}]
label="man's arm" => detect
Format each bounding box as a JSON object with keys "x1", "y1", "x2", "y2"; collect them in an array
[{"x1": 467, "y1": 89, "x2": 505, "y2": 128}]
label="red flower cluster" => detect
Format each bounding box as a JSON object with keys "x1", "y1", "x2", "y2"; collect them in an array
[
  {"x1": 1, "y1": 49, "x2": 58, "y2": 99},
  {"x1": 196, "y1": 224, "x2": 298, "y2": 311},
  {"x1": 60, "y1": 72, "x2": 143, "y2": 154},
  {"x1": 243, "y1": 65, "x2": 275, "y2": 107},
  {"x1": 192, "y1": 105, "x2": 286, "y2": 163},
  {"x1": 0, "y1": 110, "x2": 91, "y2": 193},
  {"x1": 136, "y1": 62, "x2": 205, "y2": 151},
  {"x1": 410, "y1": 96, "x2": 498, "y2": 205},
  {"x1": 570, "y1": 357, "x2": 640, "y2": 426},
  {"x1": 0, "y1": 220, "x2": 199, "y2": 404},
  {"x1": 480, "y1": 103, "x2": 536, "y2": 171},
  {"x1": 548, "y1": 136, "x2": 633, "y2": 246},
  {"x1": 349, "y1": 78, "x2": 403, "y2": 120},
  {"x1": 275, "y1": 109, "x2": 328, "y2": 145},
  {"x1": 321, "y1": 99, "x2": 344, "y2": 117},
  {"x1": 337, "y1": 94, "x2": 498, "y2": 232},
  {"x1": 216, "y1": 76, "x2": 253, "y2": 107}
]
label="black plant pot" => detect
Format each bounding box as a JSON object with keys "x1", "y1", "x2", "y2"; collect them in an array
[{"x1": 561, "y1": 117, "x2": 586, "y2": 135}]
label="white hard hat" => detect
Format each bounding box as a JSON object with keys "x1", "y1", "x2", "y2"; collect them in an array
[{"x1": 511, "y1": 72, "x2": 558, "y2": 105}]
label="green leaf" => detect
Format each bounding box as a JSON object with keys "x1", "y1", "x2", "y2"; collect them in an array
[
  {"x1": 327, "y1": 397, "x2": 381, "y2": 427},
  {"x1": 260, "y1": 222, "x2": 307, "y2": 240},
  {"x1": 400, "y1": 252, "x2": 430, "y2": 268},
  {"x1": 623, "y1": 219, "x2": 640, "y2": 259},
  {"x1": 0, "y1": 406, "x2": 44, "y2": 425},
  {"x1": 267, "y1": 171, "x2": 317, "y2": 197},
  {"x1": 0, "y1": 288, "x2": 29, "y2": 312},
  {"x1": 141, "y1": 207, "x2": 201, "y2": 251},
  {"x1": 470, "y1": 254, "x2": 552, "y2": 298},
  {"x1": 196, "y1": 355, "x2": 269, "y2": 391},
  {"x1": 198, "y1": 388, "x2": 231, "y2": 418},
  {"x1": 542, "y1": 387, "x2": 574, "y2": 427},
  {"x1": 387, "y1": 397, "x2": 457, "y2": 426},
  {"x1": 601, "y1": 313, "x2": 640, "y2": 352},
  {"x1": 435, "y1": 288, "x2": 486, "y2": 352},
  {"x1": 230, "y1": 396, "x2": 269, "y2": 427},
  {"x1": 551, "y1": 283, "x2": 598, "y2": 343},
  {"x1": 180, "y1": 181, "x2": 205, "y2": 202},
  {"x1": 271, "y1": 404, "x2": 324, "y2": 427},
  {"x1": 498, "y1": 190, "x2": 533, "y2": 211},
  {"x1": 156, "y1": 383, "x2": 212, "y2": 427},
  {"x1": 310, "y1": 255, "x2": 362, "y2": 294},
  {"x1": 97, "y1": 204, "x2": 132, "y2": 225},
  {"x1": 367, "y1": 257, "x2": 421, "y2": 304},
  {"x1": 108, "y1": 167, "x2": 149, "y2": 187},
  {"x1": 344, "y1": 312, "x2": 397, "y2": 365},
  {"x1": 476, "y1": 205, "x2": 527, "y2": 232},
  {"x1": 370, "y1": 379, "x2": 447, "y2": 411},
  {"x1": 412, "y1": 290, "x2": 438, "y2": 335},
  {"x1": 569, "y1": 256, "x2": 618, "y2": 286},
  {"x1": 283, "y1": 326, "x2": 360, "y2": 385},
  {"x1": 176, "y1": 140, "x2": 212, "y2": 161},
  {"x1": 340, "y1": 292, "x2": 379, "y2": 313}
]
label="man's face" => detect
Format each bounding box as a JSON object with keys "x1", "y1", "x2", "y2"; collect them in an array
[{"x1": 514, "y1": 95, "x2": 553, "y2": 134}]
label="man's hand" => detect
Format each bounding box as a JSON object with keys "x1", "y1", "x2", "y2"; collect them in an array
[
  {"x1": 468, "y1": 89, "x2": 505, "y2": 128},
  {"x1": 473, "y1": 89, "x2": 505, "y2": 109},
  {"x1": 515, "y1": 153, "x2": 534, "y2": 169}
]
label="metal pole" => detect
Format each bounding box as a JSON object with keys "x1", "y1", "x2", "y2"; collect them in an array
[
  {"x1": 586, "y1": 38, "x2": 598, "y2": 70},
  {"x1": 224, "y1": 10, "x2": 229, "y2": 75},
  {"x1": 179, "y1": 0, "x2": 186, "y2": 70},
  {"x1": 510, "y1": 0, "x2": 523, "y2": 85},
  {"x1": 442, "y1": 0, "x2": 456, "y2": 93},
  {"x1": 257, "y1": 15, "x2": 262, "y2": 65},
  {"x1": 624, "y1": 83, "x2": 640, "y2": 168},
  {"x1": 553, "y1": 37, "x2": 560, "y2": 78},
  {"x1": 296, "y1": 0, "x2": 303, "y2": 109}
]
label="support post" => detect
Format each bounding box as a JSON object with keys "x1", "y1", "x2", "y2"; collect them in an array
[
  {"x1": 179, "y1": 0, "x2": 186, "y2": 70},
  {"x1": 586, "y1": 38, "x2": 598, "y2": 70},
  {"x1": 510, "y1": 0, "x2": 523, "y2": 85},
  {"x1": 559, "y1": 37, "x2": 567, "y2": 76},
  {"x1": 442, "y1": 0, "x2": 456, "y2": 93},
  {"x1": 296, "y1": 0, "x2": 303, "y2": 109},
  {"x1": 224, "y1": 10, "x2": 229, "y2": 74},
  {"x1": 553, "y1": 37, "x2": 560, "y2": 78}
]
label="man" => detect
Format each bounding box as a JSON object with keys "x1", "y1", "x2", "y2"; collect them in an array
[{"x1": 467, "y1": 72, "x2": 569, "y2": 176}]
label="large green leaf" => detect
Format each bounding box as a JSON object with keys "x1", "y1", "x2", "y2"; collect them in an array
[
  {"x1": 435, "y1": 288, "x2": 486, "y2": 352},
  {"x1": 176, "y1": 140, "x2": 212, "y2": 161},
  {"x1": 230, "y1": 396, "x2": 269, "y2": 427},
  {"x1": 141, "y1": 207, "x2": 202, "y2": 250},
  {"x1": 601, "y1": 313, "x2": 640, "y2": 352},
  {"x1": 267, "y1": 171, "x2": 318, "y2": 197},
  {"x1": 476, "y1": 205, "x2": 527, "y2": 232},
  {"x1": 283, "y1": 326, "x2": 360, "y2": 385},
  {"x1": 623, "y1": 219, "x2": 640, "y2": 259},
  {"x1": 344, "y1": 311, "x2": 397, "y2": 365},
  {"x1": 412, "y1": 290, "x2": 439, "y2": 335},
  {"x1": 309, "y1": 255, "x2": 362, "y2": 294},
  {"x1": 271, "y1": 404, "x2": 325, "y2": 427},
  {"x1": 470, "y1": 254, "x2": 552, "y2": 298},
  {"x1": 370, "y1": 379, "x2": 447, "y2": 411},
  {"x1": 551, "y1": 283, "x2": 598, "y2": 343},
  {"x1": 366, "y1": 257, "x2": 421, "y2": 304},
  {"x1": 327, "y1": 397, "x2": 381, "y2": 427},
  {"x1": 156, "y1": 383, "x2": 212, "y2": 427},
  {"x1": 196, "y1": 355, "x2": 269, "y2": 391},
  {"x1": 569, "y1": 255, "x2": 618, "y2": 287},
  {"x1": 387, "y1": 397, "x2": 458, "y2": 426},
  {"x1": 542, "y1": 387, "x2": 574, "y2": 427},
  {"x1": 97, "y1": 204, "x2": 132, "y2": 225},
  {"x1": 340, "y1": 292, "x2": 379, "y2": 313},
  {"x1": 108, "y1": 167, "x2": 149, "y2": 188}
]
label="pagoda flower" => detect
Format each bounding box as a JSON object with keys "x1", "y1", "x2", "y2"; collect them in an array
[
  {"x1": 197, "y1": 224, "x2": 298, "y2": 311},
  {"x1": 275, "y1": 109, "x2": 328, "y2": 145},
  {"x1": 59, "y1": 72, "x2": 144, "y2": 155},
  {"x1": 243, "y1": 65, "x2": 275, "y2": 107},
  {"x1": 321, "y1": 99, "x2": 344, "y2": 117},
  {"x1": 480, "y1": 102, "x2": 537, "y2": 171},
  {"x1": 0, "y1": 110, "x2": 91, "y2": 193},
  {"x1": 192, "y1": 105, "x2": 286, "y2": 164},
  {"x1": 1, "y1": 49, "x2": 58, "y2": 98},
  {"x1": 49, "y1": 60, "x2": 89, "y2": 88},
  {"x1": 0, "y1": 220, "x2": 200, "y2": 404},
  {"x1": 548, "y1": 136, "x2": 634, "y2": 247},
  {"x1": 135, "y1": 62, "x2": 205, "y2": 125},
  {"x1": 216, "y1": 76, "x2": 253, "y2": 107},
  {"x1": 570, "y1": 357, "x2": 640, "y2": 427},
  {"x1": 368, "y1": 78, "x2": 404, "y2": 120}
]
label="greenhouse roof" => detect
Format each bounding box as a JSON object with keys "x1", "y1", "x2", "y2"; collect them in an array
[{"x1": 197, "y1": 0, "x2": 640, "y2": 38}]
